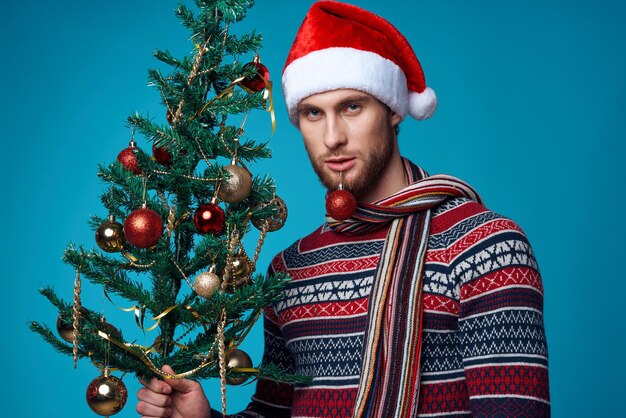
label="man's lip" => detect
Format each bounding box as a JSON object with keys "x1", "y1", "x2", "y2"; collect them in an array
[{"x1": 325, "y1": 157, "x2": 356, "y2": 172}]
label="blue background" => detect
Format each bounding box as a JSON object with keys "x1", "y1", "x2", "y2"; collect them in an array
[{"x1": 3, "y1": 0, "x2": 624, "y2": 416}]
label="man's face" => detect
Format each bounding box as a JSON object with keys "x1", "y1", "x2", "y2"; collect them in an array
[{"x1": 297, "y1": 89, "x2": 401, "y2": 199}]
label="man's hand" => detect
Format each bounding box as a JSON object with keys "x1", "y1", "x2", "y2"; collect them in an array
[{"x1": 136, "y1": 365, "x2": 212, "y2": 418}]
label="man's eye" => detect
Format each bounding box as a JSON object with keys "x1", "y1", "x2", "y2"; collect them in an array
[
  {"x1": 346, "y1": 103, "x2": 361, "y2": 112},
  {"x1": 301, "y1": 108, "x2": 322, "y2": 120}
]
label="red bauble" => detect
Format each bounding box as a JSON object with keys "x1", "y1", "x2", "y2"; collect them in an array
[
  {"x1": 193, "y1": 203, "x2": 225, "y2": 234},
  {"x1": 152, "y1": 144, "x2": 173, "y2": 166},
  {"x1": 326, "y1": 190, "x2": 357, "y2": 220},
  {"x1": 241, "y1": 61, "x2": 270, "y2": 92},
  {"x1": 123, "y1": 206, "x2": 164, "y2": 248},
  {"x1": 117, "y1": 144, "x2": 142, "y2": 175}
]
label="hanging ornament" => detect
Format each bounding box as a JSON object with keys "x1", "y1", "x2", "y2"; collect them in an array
[
  {"x1": 117, "y1": 138, "x2": 142, "y2": 175},
  {"x1": 224, "y1": 251, "x2": 252, "y2": 292},
  {"x1": 193, "y1": 265, "x2": 222, "y2": 299},
  {"x1": 72, "y1": 269, "x2": 82, "y2": 368},
  {"x1": 152, "y1": 144, "x2": 173, "y2": 166},
  {"x1": 231, "y1": 255, "x2": 251, "y2": 279},
  {"x1": 326, "y1": 189, "x2": 357, "y2": 220},
  {"x1": 252, "y1": 196, "x2": 288, "y2": 232},
  {"x1": 241, "y1": 55, "x2": 270, "y2": 93},
  {"x1": 56, "y1": 307, "x2": 90, "y2": 343},
  {"x1": 86, "y1": 369, "x2": 128, "y2": 416},
  {"x1": 123, "y1": 204, "x2": 164, "y2": 249},
  {"x1": 326, "y1": 176, "x2": 357, "y2": 221},
  {"x1": 95, "y1": 215, "x2": 126, "y2": 253},
  {"x1": 225, "y1": 349, "x2": 253, "y2": 385},
  {"x1": 218, "y1": 160, "x2": 252, "y2": 203},
  {"x1": 56, "y1": 314, "x2": 74, "y2": 343},
  {"x1": 193, "y1": 200, "x2": 225, "y2": 234},
  {"x1": 99, "y1": 318, "x2": 121, "y2": 341}
]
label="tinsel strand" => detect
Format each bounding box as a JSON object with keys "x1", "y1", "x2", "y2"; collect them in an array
[
  {"x1": 72, "y1": 269, "x2": 82, "y2": 368},
  {"x1": 122, "y1": 252, "x2": 157, "y2": 269},
  {"x1": 222, "y1": 227, "x2": 240, "y2": 289},
  {"x1": 251, "y1": 222, "x2": 269, "y2": 274},
  {"x1": 151, "y1": 169, "x2": 219, "y2": 183},
  {"x1": 171, "y1": 257, "x2": 195, "y2": 290},
  {"x1": 166, "y1": 205, "x2": 177, "y2": 237},
  {"x1": 217, "y1": 309, "x2": 227, "y2": 416}
]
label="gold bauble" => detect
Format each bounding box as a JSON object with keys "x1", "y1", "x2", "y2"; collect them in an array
[
  {"x1": 218, "y1": 164, "x2": 252, "y2": 203},
  {"x1": 251, "y1": 196, "x2": 288, "y2": 232},
  {"x1": 95, "y1": 215, "x2": 126, "y2": 253},
  {"x1": 56, "y1": 308, "x2": 89, "y2": 343},
  {"x1": 193, "y1": 270, "x2": 221, "y2": 299},
  {"x1": 231, "y1": 255, "x2": 252, "y2": 279},
  {"x1": 56, "y1": 315, "x2": 75, "y2": 343},
  {"x1": 226, "y1": 349, "x2": 253, "y2": 385},
  {"x1": 86, "y1": 371, "x2": 128, "y2": 416},
  {"x1": 99, "y1": 319, "x2": 121, "y2": 341},
  {"x1": 223, "y1": 255, "x2": 251, "y2": 292}
]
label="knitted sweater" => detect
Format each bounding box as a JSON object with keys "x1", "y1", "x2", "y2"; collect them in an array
[{"x1": 235, "y1": 197, "x2": 550, "y2": 417}]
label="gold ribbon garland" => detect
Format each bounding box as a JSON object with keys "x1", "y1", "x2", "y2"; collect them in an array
[
  {"x1": 193, "y1": 74, "x2": 276, "y2": 136},
  {"x1": 104, "y1": 289, "x2": 179, "y2": 332},
  {"x1": 93, "y1": 308, "x2": 261, "y2": 380},
  {"x1": 263, "y1": 80, "x2": 276, "y2": 136}
]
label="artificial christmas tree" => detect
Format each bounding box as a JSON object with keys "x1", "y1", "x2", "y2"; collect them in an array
[{"x1": 30, "y1": 1, "x2": 302, "y2": 415}]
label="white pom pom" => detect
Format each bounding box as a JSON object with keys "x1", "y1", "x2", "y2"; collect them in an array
[{"x1": 408, "y1": 87, "x2": 437, "y2": 120}]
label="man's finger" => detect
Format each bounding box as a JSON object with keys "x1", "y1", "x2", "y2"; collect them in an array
[
  {"x1": 140, "y1": 376, "x2": 172, "y2": 395},
  {"x1": 162, "y1": 365, "x2": 201, "y2": 393},
  {"x1": 135, "y1": 397, "x2": 172, "y2": 417}
]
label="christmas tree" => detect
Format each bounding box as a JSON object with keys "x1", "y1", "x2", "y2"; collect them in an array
[{"x1": 29, "y1": 1, "x2": 302, "y2": 416}]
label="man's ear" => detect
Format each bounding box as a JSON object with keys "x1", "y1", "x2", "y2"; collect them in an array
[{"x1": 390, "y1": 111, "x2": 402, "y2": 128}]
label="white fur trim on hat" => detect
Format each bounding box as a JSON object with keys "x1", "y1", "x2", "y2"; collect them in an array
[{"x1": 282, "y1": 47, "x2": 409, "y2": 125}]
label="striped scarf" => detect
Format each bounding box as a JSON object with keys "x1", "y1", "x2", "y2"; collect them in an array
[{"x1": 327, "y1": 159, "x2": 481, "y2": 418}]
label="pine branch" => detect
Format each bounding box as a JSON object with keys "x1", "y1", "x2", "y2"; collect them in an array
[
  {"x1": 153, "y1": 49, "x2": 188, "y2": 69},
  {"x1": 257, "y1": 363, "x2": 312, "y2": 385},
  {"x1": 63, "y1": 245, "x2": 155, "y2": 307},
  {"x1": 175, "y1": 4, "x2": 198, "y2": 32},
  {"x1": 224, "y1": 31, "x2": 263, "y2": 55},
  {"x1": 214, "y1": 0, "x2": 256, "y2": 23},
  {"x1": 29, "y1": 322, "x2": 84, "y2": 358}
]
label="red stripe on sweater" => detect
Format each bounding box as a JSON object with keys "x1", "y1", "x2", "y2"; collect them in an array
[
  {"x1": 461, "y1": 267, "x2": 542, "y2": 300},
  {"x1": 298, "y1": 226, "x2": 387, "y2": 251},
  {"x1": 291, "y1": 387, "x2": 357, "y2": 417},
  {"x1": 430, "y1": 200, "x2": 489, "y2": 235},
  {"x1": 446, "y1": 218, "x2": 524, "y2": 259},
  {"x1": 288, "y1": 256, "x2": 379, "y2": 280},
  {"x1": 465, "y1": 364, "x2": 550, "y2": 400},
  {"x1": 278, "y1": 299, "x2": 369, "y2": 323},
  {"x1": 418, "y1": 378, "x2": 471, "y2": 414},
  {"x1": 423, "y1": 293, "x2": 460, "y2": 316}
]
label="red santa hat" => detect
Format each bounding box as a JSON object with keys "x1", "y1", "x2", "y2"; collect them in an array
[{"x1": 282, "y1": 1, "x2": 437, "y2": 125}]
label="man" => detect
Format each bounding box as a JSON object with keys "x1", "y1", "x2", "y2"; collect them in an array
[{"x1": 136, "y1": 2, "x2": 550, "y2": 417}]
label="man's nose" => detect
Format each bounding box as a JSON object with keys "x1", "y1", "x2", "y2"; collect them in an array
[{"x1": 323, "y1": 115, "x2": 347, "y2": 150}]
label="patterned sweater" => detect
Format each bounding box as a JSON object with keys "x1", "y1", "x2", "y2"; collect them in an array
[{"x1": 232, "y1": 197, "x2": 550, "y2": 417}]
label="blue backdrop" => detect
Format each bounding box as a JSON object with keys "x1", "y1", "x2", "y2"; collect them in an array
[{"x1": 3, "y1": 1, "x2": 624, "y2": 417}]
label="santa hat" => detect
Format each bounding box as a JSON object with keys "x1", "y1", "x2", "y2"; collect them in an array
[{"x1": 282, "y1": 1, "x2": 437, "y2": 125}]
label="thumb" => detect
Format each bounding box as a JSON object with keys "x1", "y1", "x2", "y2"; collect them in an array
[{"x1": 162, "y1": 365, "x2": 199, "y2": 393}]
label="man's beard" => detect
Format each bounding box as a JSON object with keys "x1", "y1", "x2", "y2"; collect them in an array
[{"x1": 307, "y1": 123, "x2": 395, "y2": 199}]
